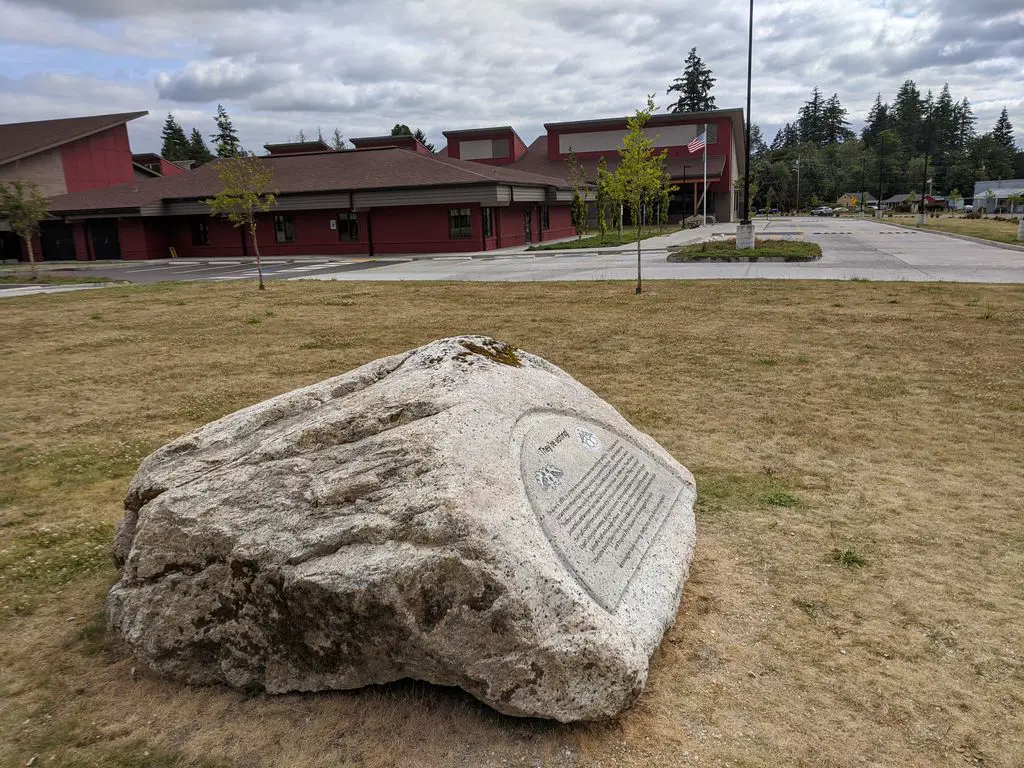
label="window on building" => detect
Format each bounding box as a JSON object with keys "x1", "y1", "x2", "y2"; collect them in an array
[
  {"x1": 449, "y1": 208, "x2": 472, "y2": 239},
  {"x1": 274, "y1": 214, "x2": 295, "y2": 243},
  {"x1": 191, "y1": 220, "x2": 209, "y2": 246},
  {"x1": 481, "y1": 207, "x2": 494, "y2": 238},
  {"x1": 707, "y1": 124, "x2": 718, "y2": 144},
  {"x1": 541, "y1": 205, "x2": 550, "y2": 230},
  {"x1": 338, "y1": 212, "x2": 359, "y2": 241}
]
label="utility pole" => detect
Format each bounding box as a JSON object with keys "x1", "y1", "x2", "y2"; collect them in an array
[
  {"x1": 736, "y1": 0, "x2": 755, "y2": 249},
  {"x1": 859, "y1": 152, "x2": 866, "y2": 215},
  {"x1": 877, "y1": 137, "x2": 885, "y2": 214},
  {"x1": 794, "y1": 157, "x2": 801, "y2": 213}
]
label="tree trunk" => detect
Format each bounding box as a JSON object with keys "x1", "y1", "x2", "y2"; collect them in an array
[
  {"x1": 635, "y1": 225, "x2": 642, "y2": 295},
  {"x1": 250, "y1": 221, "x2": 264, "y2": 291},
  {"x1": 25, "y1": 236, "x2": 37, "y2": 280}
]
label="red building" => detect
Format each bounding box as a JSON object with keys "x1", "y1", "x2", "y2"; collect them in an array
[
  {"x1": 0, "y1": 111, "x2": 198, "y2": 261},
  {"x1": 35, "y1": 147, "x2": 576, "y2": 261},
  {"x1": 4, "y1": 107, "x2": 745, "y2": 263},
  {"x1": 440, "y1": 110, "x2": 746, "y2": 223}
]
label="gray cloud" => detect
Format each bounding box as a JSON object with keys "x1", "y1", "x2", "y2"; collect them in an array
[{"x1": 0, "y1": 0, "x2": 1020, "y2": 155}]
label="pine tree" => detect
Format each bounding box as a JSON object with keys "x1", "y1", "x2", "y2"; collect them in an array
[
  {"x1": 822, "y1": 94, "x2": 854, "y2": 144},
  {"x1": 666, "y1": 47, "x2": 716, "y2": 113},
  {"x1": 413, "y1": 128, "x2": 436, "y2": 153},
  {"x1": 160, "y1": 114, "x2": 189, "y2": 161},
  {"x1": 991, "y1": 108, "x2": 1016, "y2": 151},
  {"x1": 861, "y1": 94, "x2": 889, "y2": 147},
  {"x1": 188, "y1": 128, "x2": 213, "y2": 166},
  {"x1": 953, "y1": 98, "x2": 976, "y2": 149},
  {"x1": 330, "y1": 129, "x2": 346, "y2": 150},
  {"x1": 798, "y1": 87, "x2": 826, "y2": 145},
  {"x1": 749, "y1": 124, "x2": 767, "y2": 156},
  {"x1": 211, "y1": 104, "x2": 242, "y2": 158},
  {"x1": 891, "y1": 80, "x2": 923, "y2": 154}
]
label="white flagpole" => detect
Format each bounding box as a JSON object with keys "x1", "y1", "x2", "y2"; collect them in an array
[{"x1": 702, "y1": 123, "x2": 708, "y2": 223}]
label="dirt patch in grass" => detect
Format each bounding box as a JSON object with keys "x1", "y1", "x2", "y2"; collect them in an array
[
  {"x1": 1, "y1": 279, "x2": 1023, "y2": 767},
  {"x1": 0, "y1": 274, "x2": 117, "y2": 285},
  {"x1": 668, "y1": 238, "x2": 822, "y2": 262}
]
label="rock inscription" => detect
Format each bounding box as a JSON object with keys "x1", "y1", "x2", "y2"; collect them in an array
[{"x1": 519, "y1": 413, "x2": 686, "y2": 612}]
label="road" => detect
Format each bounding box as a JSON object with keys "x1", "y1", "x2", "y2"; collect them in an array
[{"x1": 2, "y1": 217, "x2": 1022, "y2": 297}]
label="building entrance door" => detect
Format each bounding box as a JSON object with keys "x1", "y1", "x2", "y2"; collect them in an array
[
  {"x1": 524, "y1": 208, "x2": 533, "y2": 243},
  {"x1": 0, "y1": 231, "x2": 21, "y2": 261},
  {"x1": 88, "y1": 219, "x2": 121, "y2": 260},
  {"x1": 40, "y1": 221, "x2": 77, "y2": 261}
]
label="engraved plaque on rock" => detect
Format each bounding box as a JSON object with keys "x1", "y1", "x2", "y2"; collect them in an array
[{"x1": 518, "y1": 412, "x2": 687, "y2": 612}]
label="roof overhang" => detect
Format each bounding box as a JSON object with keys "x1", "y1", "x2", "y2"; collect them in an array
[{"x1": 0, "y1": 111, "x2": 148, "y2": 167}]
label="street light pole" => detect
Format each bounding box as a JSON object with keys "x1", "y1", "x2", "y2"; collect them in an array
[
  {"x1": 918, "y1": 107, "x2": 932, "y2": 226},
  {"x1": 737, "y1": 0, "x2": 755, "y2": 249},
  {"x1": 742, "y1": 0, "x2": 753, "y2": 225},
  {"x1": 859, "y1": 152, "x2": 866, "y2": 215},
  {"x1": 794, "y1": 157, "x2": 801, "y2": 213}
]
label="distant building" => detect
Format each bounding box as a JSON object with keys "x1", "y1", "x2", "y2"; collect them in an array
[
  {"x1": 263, "y1": 140, "x2": 332, "y2": 156},
  {"x1": 972, "y1": 179, "x2": 1024, "y2": 214},
  {"x1": 837, "y1": 191, "x2": 877, "y2": 207},
  {"x1": 438, "y1": 109, "x2": 747, "y2": 224}
]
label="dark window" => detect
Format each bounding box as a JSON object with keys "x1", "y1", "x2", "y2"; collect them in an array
[
  {"x1": 481, "y1": 207, "x2": 494, "y2": 238},
  {"x1": 338, "y1": 212, "x2": 359, "y2": 241},
  {"x1": 707, "y1": 124, "x2": 718, "y2": 144},
  {"x1": 274, "y1": 214, "x2": 295, "y2": 243},
  {"x1": 191, "y1": 220, "x2": 209, "y2": 246},
  {"x1": 541, "y1": 205, "x2": 550, "y2": 230},
  {"x1": 449, "y1": 208, "x2": 472, "y2": 239}
]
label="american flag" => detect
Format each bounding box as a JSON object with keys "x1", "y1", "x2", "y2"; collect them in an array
[{"x1": 687, "y1": 131, "x2": 706, "y2": 153}]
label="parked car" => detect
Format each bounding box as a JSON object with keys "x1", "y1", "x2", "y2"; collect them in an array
[
  {"x1": 810, "y1": 206, "x2": 833, "y2": 216},
  {"x1": 964, "y1": 204, "x2": 973, "y2": 213},
  {"x1": 832, "y1": 206, "x2": 849, "y2": 213}
]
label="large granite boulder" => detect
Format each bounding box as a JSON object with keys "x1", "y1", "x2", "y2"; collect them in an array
[{"x1": 107, "y1": 336, "x2": 696, "y2": 721}]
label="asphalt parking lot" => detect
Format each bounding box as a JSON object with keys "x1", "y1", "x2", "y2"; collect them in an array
[{"x1": 3, "y1": 217, "x2": 1022, "y2": 297}]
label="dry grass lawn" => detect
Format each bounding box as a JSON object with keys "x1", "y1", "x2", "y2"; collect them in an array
[
  {"x1": 886, "y1": 214, "x2": 1022, "y2": 244},
  {"x1": 1, "y1": 278, "x2": 1023, "y2": 768}
]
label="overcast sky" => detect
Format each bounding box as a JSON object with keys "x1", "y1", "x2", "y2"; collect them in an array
[{"x1": 1, "y1": 0, "x2": 1021, "y2": 154}]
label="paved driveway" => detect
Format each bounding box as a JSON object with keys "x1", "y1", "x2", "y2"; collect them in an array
[{"x1": 2, "y1": 218, "x2": 1022, "y2": 296}]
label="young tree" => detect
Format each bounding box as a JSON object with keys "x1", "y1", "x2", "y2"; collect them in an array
[
  {"x1": 188, "y1": 128, "x2": 214, "y2": 166},
  {"x1": 160, "y1": 114, "x2": 189, "y2": 161},
  {"x1": 211, "y1": 104, "x2": 242, "y2": 158},
  {"x1": 666, "y1": 47, "x2": 716, "y2": 113},
  {"x1": 0, "y1": 180, "x2": 50, "y2": 279},
  {"x1": 330, "y1": 129, "x2": 346, "y2": 150},
  {"x1": 205, "y1": 156, "x2": 276, "y2": 290},
  {"x1": 565, "y1": 149, "x2": 588, "y2": 238},
  {"x1": 595, "y1": 157, "x2": 611, "y2": 236},
  {"x1": 613, "y1": 96, "x2": 673, "y2": 294}
]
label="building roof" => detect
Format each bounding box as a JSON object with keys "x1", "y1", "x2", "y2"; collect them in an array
[
  {"x1": 882, "y1": 194, "x2": 910, "y2": 203},
  {"x1": 46, "y1": 146, "x2": 573, "y2": 214},
  {"x1": 263, "y1": 140, "x2": 332, "y2": 155},
  {"x1": 349, "y1": 135, "x2": 431, "y2": 153},
  {"x1": 973, "y1": 179, "x2": 1024, "y2": 197},
  {"x1": 0, "y1": 111, "x2": 148, "y2": 166},
  {"x1": 840, "y1": 191, "x2": 878, "y2": 202}
]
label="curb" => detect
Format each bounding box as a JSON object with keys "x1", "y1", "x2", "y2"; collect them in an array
[{"x1": 874, "y1": 220, "x2": 1024, "y2": 252}]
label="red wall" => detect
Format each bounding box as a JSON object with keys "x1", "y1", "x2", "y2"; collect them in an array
[
  {"x1": 158, "y1": 158, "x2": 186, "y2": 176},
  {"x1": 60, "y1": 125, "x2": 134, "y2": 193},
  {"x1": 99, "y1": 201, "x2": 575, "y2": 260}
]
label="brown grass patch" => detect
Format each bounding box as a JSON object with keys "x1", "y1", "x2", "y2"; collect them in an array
[
  {"x1": 2, "y1": 279, "x2": 1023, "y2": 767},
  {"x1": 886, "y1": 214, "x2": 1022, "y2": 244}
]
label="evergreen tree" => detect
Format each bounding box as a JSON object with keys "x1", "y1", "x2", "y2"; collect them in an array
[
  {"x1": 953, "y1": 98, "x2": 976, "y2": 149},
  {"x1": 798, "y1": 87, "x2": 826, "y2": 145},
  {"x1": 330, "y1": 129, "x2": 346, "y2": 150},
  {"x1": 413, "y1": 128, "x2": 436, "y2": 153},
  {"x1": 666, "y1": 47, "x2": 716, "y2": 113},
  {"x1": 390, "y1": 123, "x2": 413, "y2": 137},
  {"x1": 160, "y1": 114, "x2": 189, "y2": 161},
  {"x1": 861, "y1": 94, "x2": 889, "y2": 147},
  {"x1": 991, "y1": 108, "x2": 1016, "y2": 152},
  {"x1": 891, "y1": 80, "x2": 924, "y2": 153},
  {"x1": 822, "y1": 94, "x2": 854, "y2": 144},
  {"x1": 749, "y1": 124, "x2": 767, "y2": 156},
  {"x1": 210, "y1": 104, "x2": 242, "y2": 158},
  {"x1": 188, "y1": 128, "x2": 213, "y2": 166}
]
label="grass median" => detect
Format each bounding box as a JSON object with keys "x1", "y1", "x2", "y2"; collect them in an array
[
  {"x1": 527, "y1": 226, "x2": 675, "y2": 251},
  {"x1": 1, "y1": 279, "x2": 1022, "y2": 768},
  {"x1": 668, "y1": 238, "x2": 821, "y2": 261},
  {"x1": 886, "y1": 214, "x2": 1023, "y2": 245}
]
